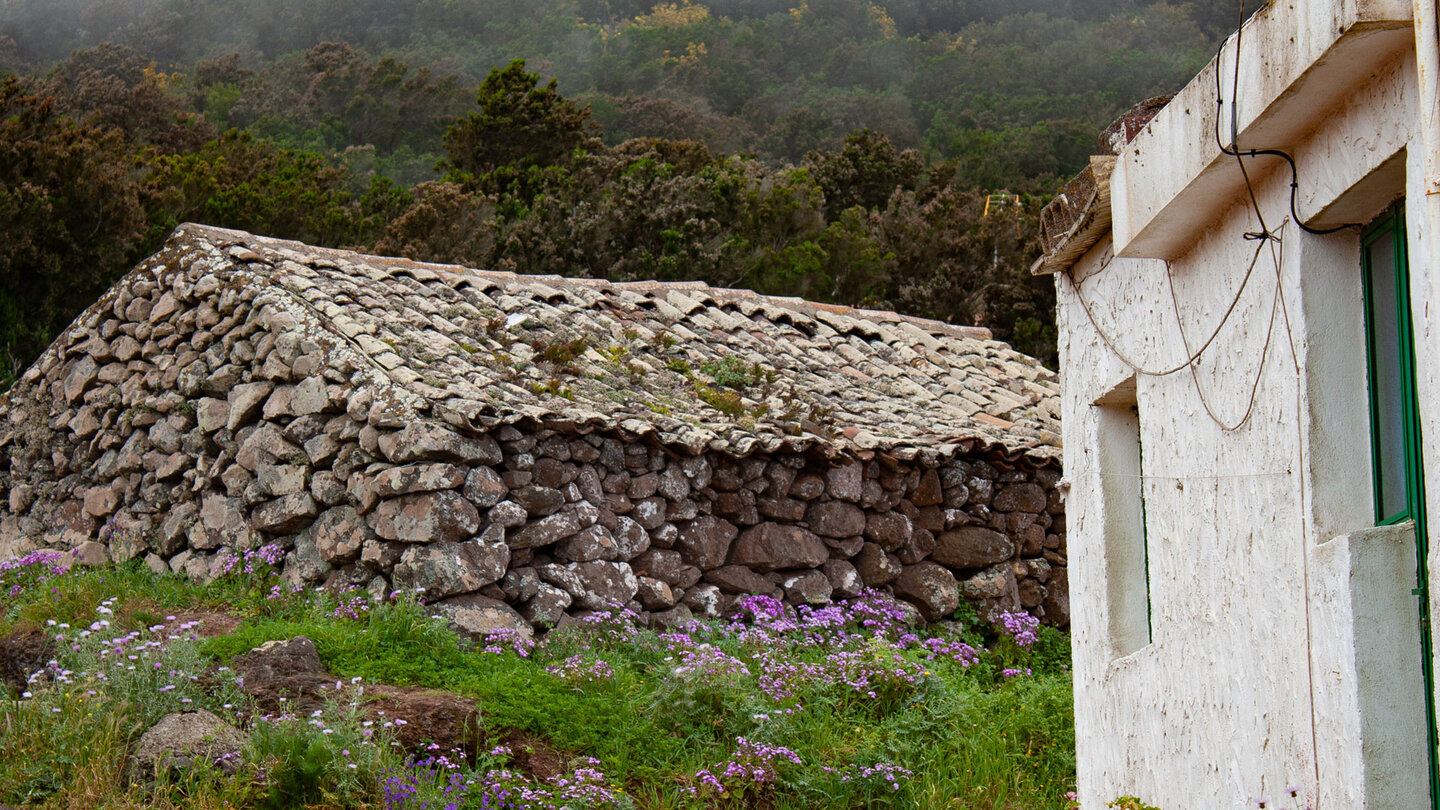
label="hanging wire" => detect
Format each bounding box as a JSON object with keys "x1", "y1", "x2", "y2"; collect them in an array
[
  {"x1": 1167, "y1": 223, "x2": 1287, "y2": 431},
  {"x1": 1066, "y1": 0, "x2": 1356, "y2": 431},
  {"x1": 1063, "y1": 234, "x2": 1270, "y2": 379}
]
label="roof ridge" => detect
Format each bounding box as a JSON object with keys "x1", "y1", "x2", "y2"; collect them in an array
[{"x1": 175, "y1": 223, "x2": 994, "y2": 343}]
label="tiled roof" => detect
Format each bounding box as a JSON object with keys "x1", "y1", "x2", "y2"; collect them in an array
[{"x1": 159, "y1": 224, "x2": 1061, "y2": 461}]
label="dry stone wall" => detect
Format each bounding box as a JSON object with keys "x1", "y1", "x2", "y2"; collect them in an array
[{"x1": 0, "y1": 235, "x2": 1066, "y2": 631}]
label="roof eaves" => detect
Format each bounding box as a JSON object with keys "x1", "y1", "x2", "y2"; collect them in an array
[{"x1": 1031, "y1": 155, "x2": 1116, "y2": 276}]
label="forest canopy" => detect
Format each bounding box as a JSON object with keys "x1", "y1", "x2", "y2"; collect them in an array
[{"x1": 0, "y1": 0, "x2": 1266, "y2": 384}]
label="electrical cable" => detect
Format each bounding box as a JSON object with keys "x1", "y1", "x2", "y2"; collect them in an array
[
  {"x1": 1220, "y1": 4, "x2": 1324, "y2": 802},
  {"x1": 1212, "y1": 17, "x2": 1360, "y2": 236}
]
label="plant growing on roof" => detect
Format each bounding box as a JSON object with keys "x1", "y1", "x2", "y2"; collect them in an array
[{"x1": 532, "y1": 335, "x2": 590, "y2": 373}]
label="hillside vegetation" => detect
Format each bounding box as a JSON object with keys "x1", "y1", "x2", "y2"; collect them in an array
[{"x1": 0, "y1": 0, "x2": 1262, "y2": 382}]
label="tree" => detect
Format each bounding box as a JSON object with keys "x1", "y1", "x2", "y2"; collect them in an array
[
  {"x1": 0, "y1": 77, "x2": 148, "y2": 377},
  {"x1": 37, "y1": 43, "x2": 216, "y2": 153},
  {"x1": 805, "y1": 128, "x2": 925, "y2": 214},
  {"x1": 143, "y1": 130, "x2": 364, "y2": 249},
  {"x1": 441, "y1": 59, "x2": 596, "y2": 177}
]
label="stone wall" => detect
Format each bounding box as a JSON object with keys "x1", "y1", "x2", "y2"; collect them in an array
[{"x1": 0, "y1": 244, "x2": 1066, "y2": 631}]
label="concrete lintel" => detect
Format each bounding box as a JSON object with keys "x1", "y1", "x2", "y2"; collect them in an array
[{"x1": 1112, "y1": 0, "x2": 1413, "y2": 261}]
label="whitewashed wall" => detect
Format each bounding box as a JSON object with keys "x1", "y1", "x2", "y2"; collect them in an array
[{"x1": 1059, "y1": 6, "x2": 1439, "y2": 805}]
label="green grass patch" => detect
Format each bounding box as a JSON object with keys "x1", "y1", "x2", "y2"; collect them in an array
[{"x1": 0, "y1": 553, "x2": 1075, "y2": 809}]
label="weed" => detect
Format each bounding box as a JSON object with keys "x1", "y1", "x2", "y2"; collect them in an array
[
  {"x1": 534, "y1": 336, "x2": 590, "y2": 368},
  {"x1": 531, "y1": 380, "x2": 574, "y2": 400},
  {"x1": 696, "y1": 384, "x2": 744, "y2": 417}
]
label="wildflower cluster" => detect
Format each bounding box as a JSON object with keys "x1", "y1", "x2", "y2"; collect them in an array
[
  {"x1": 1, "y1": 554, "x2": 1068, "y2": 808},
  {"x1": 213, "y1": 543, "x2": 286, "y2": 580},
  {"x1": 999, "y1": 610, "x2": 1041, "y2": 648},
  {"x1": 689, "y1": 737, "x2": 802, "y2": 798},
  {"x1": 480, "y1": 627, "x2": 535, "y2": 658},
  {"x1": 545, "y1": 655, "x2": 616, "y2": 685},
  {"x1": 821, "y1": 762, "x2": 915, "y2": 791},
  {"x1": 381, "y1": 752, "x2": 630, "y2": 809},
  {"x1": 0, "y1": 549, "x2": 69, "y2": 598}
]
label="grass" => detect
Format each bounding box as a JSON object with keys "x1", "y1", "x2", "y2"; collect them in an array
[{"x1": 0, "y1": 549, "x2": 1076, "y2": 809}]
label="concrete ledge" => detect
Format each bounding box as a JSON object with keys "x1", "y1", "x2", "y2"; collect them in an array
[
  {"x1": 1112, "y1": 0, "x2": 1413, "y2": 260},
  {"x1": 1312, "y1": 522, "x2": 1428, "y2": 808}
]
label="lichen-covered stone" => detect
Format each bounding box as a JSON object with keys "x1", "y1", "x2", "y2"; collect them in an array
[
  {"x1": 853, "y1": 541, "x2": 902, "y2": 586},
  {"x1": 392, "y1": 537, "x2": 508, "y2": 600},
  {"x1": 378, "y1": 422, "x2": 502, "y2": 466},
  {"x1": 368, "y1": 491, "x2": 480, "y2": 544},
  {"x1": 372, "y1": 464, "x2": 467, "y2": 498},
  {"x1": 463, "y1": 467, "x2": 508, "y2": 508},
  {"x1": 311, "y1": 506, "x2": 373, "y2": 564},
  {"x1": 251, "y1": 493, "x2": 319, "y2": 534},
  {"x1": 807, "y1": 500, "x2": 866, "y2": 538},
  {"x1": 704, "y1": 565, "x2": 776, "y2": 595},
  {"x1": 895, "y1": 562, "x2": 959, "y2": 621},
  {"x1": 676, "y1": 516, "x2": 738, "y2": 570},
  {"x1": 510, "y1": 508, "x2": 590, "y2": 549}
]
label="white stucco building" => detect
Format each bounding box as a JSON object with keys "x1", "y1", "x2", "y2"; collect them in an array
[{"x1": 1033, "y1": 1, "x2": 1440, "y2": 806}]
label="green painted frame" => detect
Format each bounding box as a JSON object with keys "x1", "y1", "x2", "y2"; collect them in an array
[{"x1": 1361, "y1": 199, "x2": 1439, "y2": 805}]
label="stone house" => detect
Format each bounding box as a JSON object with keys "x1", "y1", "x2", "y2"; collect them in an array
[
  {"x1": 1034, "y1": 0, "x2": 1440, "y2": 806},
  {"x1": 0, "y1": 224, "x2": 1066, "y2": 633}
]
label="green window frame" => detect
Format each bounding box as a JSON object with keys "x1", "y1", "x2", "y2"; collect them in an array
[
  {"x1": 1362, "y1": 202, "x2": 1424, "y2": 527},
  {"x1": 1361, "y1": 199, "x2": 1439, "y2": 806}
]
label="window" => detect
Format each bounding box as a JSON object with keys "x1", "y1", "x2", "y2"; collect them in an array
[
  {"x1": 1095, "y1": 377, "x2": 1151, "y2": 656},
  {"x1": 1362, "y1": 203, "x2": 1423, "y2": 526}
]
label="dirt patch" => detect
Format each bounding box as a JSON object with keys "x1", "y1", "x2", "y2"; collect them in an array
[
  {"x1": 172, "y1": 611, "x2": 242, "y2": 637},
  {"x1": 227, "y1": 634, "x2": 483, "y2": 755},
  {"x1": 365, "y1": 686, "x2": 483, "y2": 755},
  {"x1": 0, "y1": 628, "x2": 52, "y2": 695},
  {"x1": 501, "y1": 730, "x2": 568, "y2": 781}
]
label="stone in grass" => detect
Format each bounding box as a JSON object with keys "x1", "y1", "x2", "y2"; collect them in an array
[{"x1": 130, "y1": 710, "x2": 245, "y2": 781}]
